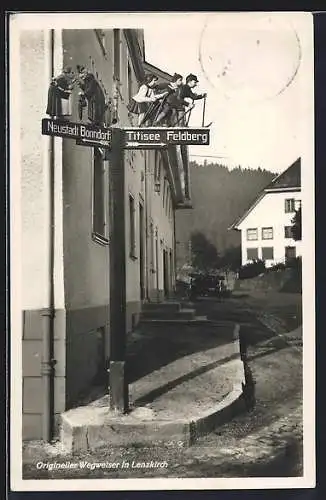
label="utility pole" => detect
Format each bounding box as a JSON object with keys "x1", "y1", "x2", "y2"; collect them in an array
[{"x1": 108, "y1": 128, "x2": 128, "y2": 412}]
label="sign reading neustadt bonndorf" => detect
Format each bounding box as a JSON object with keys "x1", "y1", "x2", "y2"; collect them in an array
[
  {"x1": 41, "y1": 118, "x2": 112, "y2": 147},
  {"x1": 123, "y1": 127, "x2": 210, "y2": 148}
]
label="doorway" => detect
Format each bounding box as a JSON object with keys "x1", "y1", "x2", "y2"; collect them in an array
[
  {"x1": 285, "y1": 246, "x2": 296, "y2": 263},
  {"x1": 163, "y1": 249, "x2": 169, "y2": 298},
  {"x1": 169, "y1": 249, "x2": 173, "y2": 293},
  {"x1": 155, "y1": 229, "x2": 159, "y2": 293}
]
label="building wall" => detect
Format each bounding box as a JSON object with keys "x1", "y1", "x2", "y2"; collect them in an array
[
  {"x1": 61, "y1": 29, "x2": 114, "y2": 407},
  {"x1": 147, "y1": 150, "x2": 175, "y2": 300},
  {"x1": 175, "y1": 209, "x2": 194, "y2": 273},
  {"x1": 119, "y1": 36, "x2": 146, "y2": 328},
  {"x1": 59, "y1": 28, "x2": 178, "y2": 404},
  {"x1": 119, "y1": 33, "x2": 176, "y2": 312},
  {"x1": 21, "y1": 29, "x2": 66, "y2": 439},
  {"x1": 238, "y1": 190, "x2": 302, "y2": 267},
  {"x1": 21, "y1": 28, "x2": 179, "y2": 439}
]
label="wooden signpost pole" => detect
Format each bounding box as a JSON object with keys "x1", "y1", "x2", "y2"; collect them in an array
[{"x1": 108, "y1": 128, "x2": 128, "y2": 413}]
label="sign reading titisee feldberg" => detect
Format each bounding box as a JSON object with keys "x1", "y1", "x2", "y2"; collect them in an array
[
  {"x1": 41, "y1": 118, "x2": 112, "y2": 147},
  {"x1": 123, "y1": 128, "x2": 210, "y2": 148}
]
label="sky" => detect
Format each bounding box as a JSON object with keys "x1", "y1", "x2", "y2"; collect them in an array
[
  {"x1": 11, "y1": 11, "x2": 313, "y2": 174},
  {"x1": 144, "y1": 12, "x2": 313, "y2": 173}
]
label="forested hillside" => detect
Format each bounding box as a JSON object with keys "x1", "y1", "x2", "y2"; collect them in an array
[{"x1": 175, "y1": 161, "x2": 276, "y2": 267}]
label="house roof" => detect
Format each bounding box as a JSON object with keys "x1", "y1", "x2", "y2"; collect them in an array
[
  {"x1": 229, "y1": 157, "x2": 301, "y2": 230},
  {"x1": 143, "y1": 61, "x2": 172, "y2": 82},
  {"x1": 124, "y1": 31, "x2": 172, "y2": 84},
  {"x1": 264, "y1": 157, "x2": 301, "y2": 191}
]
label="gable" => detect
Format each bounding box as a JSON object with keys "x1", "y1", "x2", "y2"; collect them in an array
[
  {"x1": 265, "y1": 158, "x2": 301, "y2": 191},
  {"x1": 236, "y1": 190, "x2": 301, "y2": 230},
  {"x1": 230, "y1": 157, "x2": 301, "y2": 230}
]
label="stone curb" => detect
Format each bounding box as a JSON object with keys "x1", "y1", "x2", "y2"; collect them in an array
[{"x1": 60, "y1": 323, "x2": 246, "y2": 453}]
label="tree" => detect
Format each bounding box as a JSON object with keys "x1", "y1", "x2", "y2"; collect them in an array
[
  {"x1": 220, "y1": 245, "x2": 242, "y2": 271},
  {"x1": 291, "y1": 206, "x2": 302, "y2": 241},
  {"x1": 190, "y1": 231, "x2": 220, "y2": 271},
  {"x1": 176, "y1": 161, "x2": 276, "y2": 256}
]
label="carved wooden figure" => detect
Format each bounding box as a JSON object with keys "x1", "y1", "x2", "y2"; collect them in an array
[
  {"x1": 46, "y1": 66, "x2": 75, "y2": 119},
  {"x1": 76, "y1": 65, "x2": 107, "y2": 125}
]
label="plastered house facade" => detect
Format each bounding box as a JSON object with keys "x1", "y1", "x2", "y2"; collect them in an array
[
  {"x1": 20, "y1": 28, "x2": 190, "y2": 439},
  {"x1": 231, "y1": 159, "x2": 302, "y2": 267}
]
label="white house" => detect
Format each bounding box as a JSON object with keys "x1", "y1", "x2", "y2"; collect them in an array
[{"x1": 230, "y1": 158, "x2": 301, "y2": 268}]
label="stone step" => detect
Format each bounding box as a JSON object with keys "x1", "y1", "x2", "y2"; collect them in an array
[
  {"x1": 142, "y1": 301, "x2": 181, "y2": 313},
  {"x1": 140, "y1": 315, "x2": 210, "y2": 326},
  {"x1": 179, "y1": 301, "x2": 196, "y2": 309},
  {"x1": 141, "y1": 308, "x2": 196, "y2": 321}
]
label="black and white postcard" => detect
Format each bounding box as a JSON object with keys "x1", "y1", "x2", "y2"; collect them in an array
[{"x1": 9, "y1": 11, "x2": 315, "y2": 491}]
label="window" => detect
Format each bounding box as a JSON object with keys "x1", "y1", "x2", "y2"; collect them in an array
[
  {"x1": 262, "y1": 247, "x2": 274, "y2": 260},
  {"x1": 154, "y1": 151, "x2": 161, "y2": 182},
  {"x1": 163, "y1": 179, "x2": 168, "y2": 208},
  {"x1": 247, "y1": 248, "x2": 258, "y2": 261},
  {"x1": 285, "y1": 198, "x2": 296, "y2": 213},
  {"x1": 92, "y1": 148, "x2": 108, "y2": 244},
  {"x1": 285, "y1": 246, "x2": 296, "y2": 260},
  {"x1": 166, "y1": 186, "x2": 170, "y2": 215},
  {"x1": 113, "y1": 29, "x2": 120, "y2": 80},
  {"x1": 246, "y1": 228, "x2": 258, "y2": 241},
  {"x1": 129, "y1": 194, "x2": 136, "y2": 258},
  {"x1": 149, "y1": 222, "x2": 154, "y2": 270},
  {"x1": 155, "y1": 227, "x2": 159, "y2": 285},
  {"x1": 262, "y1": 227, "x2": 273, "y2": 240},
  {"x1": 154, "y1": 152, "x2": 162, "y2": 193},
  {"x1": 284, "y1": 226, "x2": 293, "y2": 239}
]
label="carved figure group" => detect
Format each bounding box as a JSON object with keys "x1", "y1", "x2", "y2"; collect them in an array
[
  {"x1": 46, "y1": 66, "x2": 207, "y2": 128},
  {"x1": 128, "y1": 72, "x2": 207, "y2": 127},
  {"x1": 46, "y1": 65, "x2": 108, "y2": 125}
]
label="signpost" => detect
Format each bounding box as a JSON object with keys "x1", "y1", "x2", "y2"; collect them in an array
[
  {"x1": 41, "y1": 118, "x2": 210, "y2": 414},
  {"x1": 41, "y1": 120, "x2": 210, "y2": 149},
  {"x1": 107, "y1": 129, "x2": 128, "y2": 413}
]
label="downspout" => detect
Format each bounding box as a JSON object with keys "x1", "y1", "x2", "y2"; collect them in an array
[{"x1": 41, "y1": 28, "x2": 55, "y2": 441}]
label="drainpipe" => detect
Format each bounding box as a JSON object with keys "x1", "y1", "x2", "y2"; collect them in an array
[{"x1": 41, "y1": 28, "x2": 56, "y2": 441}]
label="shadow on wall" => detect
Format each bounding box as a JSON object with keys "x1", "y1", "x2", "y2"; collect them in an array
[{"x1": 65, "y1": 328, "x2": 107, "y2": 409}]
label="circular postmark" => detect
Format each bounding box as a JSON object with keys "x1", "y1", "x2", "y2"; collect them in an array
[{"x1": 198, "y1": 13, "x2": 302, "y2": 103}]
